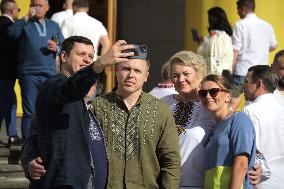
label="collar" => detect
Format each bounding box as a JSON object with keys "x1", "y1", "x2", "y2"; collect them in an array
[
  {"x1": 2, "y1": 14, "x2": 14, "y2": 22},
  {"x1": 85, "y1": 102, "x2": 94, "y2": 111},
  {"x1": 111, "y1": 91, "x2": 146, "y2": 107},
  {"x1": 245, "y1": 13, "x2": 257, "y2": 19},
  {"x1": 253, "y1": 93, "x2": 273, "y2": 103},
  {"x1": 157, "y1": 83, "x2": 175, "y2": 88},
  {"x1": 74, "y1": 12, "x2": 88, "y2": 17},
  {"x1": 65, "y1": 9, "x2": 73, "y2": 14}
]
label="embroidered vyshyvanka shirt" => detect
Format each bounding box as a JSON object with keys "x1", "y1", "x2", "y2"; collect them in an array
[{"x1": 93, "y1": 92, "x2": 181, "y2": 189}]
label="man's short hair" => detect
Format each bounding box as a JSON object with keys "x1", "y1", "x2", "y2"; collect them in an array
[
  {"x1": 236, "y1": 0, "x2": 255, "y2": 11},
  {"x1": 73, "y1": 0, "x2": 89, "y2": 8},
  {"x1": 248, "y1": 65, "x2": 278, "y2": 93},
  {"x1": 61, "y1": 36, "x2": 93, "y2": 55},
  {"x1": 30, "y1": 0, "x2": 49, "y2": 4},
  {"x1": 273, "y1": 50, "x2": 284, "y2": 66},
  {"x1": 272, "y1": 50, "x2": 284, "y2": 89},
  {"x1": 0, "y1": 0, "x2": 16, "y2": 14}
]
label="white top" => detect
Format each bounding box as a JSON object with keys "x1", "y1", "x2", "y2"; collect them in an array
[
  {"x1": 232, "y1": 13, "x2": 277, "y2": 76},
  {"x1": 197, "y1": 30, "x2": 233, "y2": 75},
  {"x1": 61, "y1": 12, "x2": 108, "y2": 60},
  {"x1": 162, "y1": 95, "x2": 215, "y2": 187},
  {"x1": 243, "y1": 93, "x2": 284, "y2": 189},
  {"x1": 148, "y1": 86, "x2": 178, "y2": 99},
  {"x1": 51, "y1": 9, "x2": 73, "y2": 29},
  {"x1": 273, "y1": 89, "x2": 284, "y2": 104}
]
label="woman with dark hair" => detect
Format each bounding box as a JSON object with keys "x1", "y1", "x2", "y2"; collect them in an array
[
  {"x1": 197, "y1": 7, "x2": 234, "y2": 77},
  {"x1": 198, "y1": 74, "x2": 256, "y2": 189},
  {"x1": 207, "y1": 7, "x2": 232, "y2": 36}
]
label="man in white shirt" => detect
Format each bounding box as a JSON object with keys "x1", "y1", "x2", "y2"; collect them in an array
[
  {"x1": 230, "y1": 0, "x2": 277, "y2": 111},
  {"x1": 51, "y1": 0, "x2": 73, "y2": 28},
  {"x1": 61, "y1": 0, "x2": 111, "y2": 60},
  {"x1": 242, "y1": 65, "x2": 284, "y2": 189}
]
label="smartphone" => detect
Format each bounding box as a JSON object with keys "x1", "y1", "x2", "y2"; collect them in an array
[
  {"x1": 191, "y1": 28, "x2": 200, "y2": 42},
  {"x1": 122, "y1": 44, "x2": 147, "y2": 60}
]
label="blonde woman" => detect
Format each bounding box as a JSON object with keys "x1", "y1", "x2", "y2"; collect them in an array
[{"x1": 162, "y1": 51, "x2": 215, "y2": 188}]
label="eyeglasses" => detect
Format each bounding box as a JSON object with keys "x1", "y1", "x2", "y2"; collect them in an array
[{"x1": 198, "y1": 88, "x2": 227, "y2": 98}]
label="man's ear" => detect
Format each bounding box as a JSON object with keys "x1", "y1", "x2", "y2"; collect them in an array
[
  {"x1": 60, "y1": 51, "x2": 67, "y2": 64},
  {"x1": 256, "y1": 80, "x2": 262, "y2": 89},
  {"x1": 144, "y1": 71, "x2": 149, "y2": 82},
  {"x1": 46, "y1": 4, "x2": 50, "y2": 11}
]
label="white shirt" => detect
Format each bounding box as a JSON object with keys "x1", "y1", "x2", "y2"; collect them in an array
[
  {"x1": 61, "y1": 12, "x2": 108, "y2": 60},
  {"x1": 243, "y1": 93, "x2": 284, "y2": 189},
  {"x1": 233, "y1": 13, "x2": 277, "y2": 76},
  {"x1": 148, "y1": 84, "x2": 178, "y2": 99},
  {"x1": 161, "y1": 95, "x2": 215, "y2": 187},
  {"x1": 51, "y1": 9, "x2": 73, "y2": 29},
  {"x1": 197, "y1": 30, "x2": 233, "y2": 75}
]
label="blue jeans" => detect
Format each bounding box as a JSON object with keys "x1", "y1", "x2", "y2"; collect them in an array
[
  {"x1": 19, "y1": 74, "x2": 49, "y2": 141},
  {"x1": 0, "y1": 79, "x2": 17, "y2": 136}
]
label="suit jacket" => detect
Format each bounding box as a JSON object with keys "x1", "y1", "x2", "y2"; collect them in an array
[
  {"x1": 0, "y1": 15, "x2": 18, "y2": 79},
  {"x1": 21, "y1": 66, "x2": 101, "y2": 189}
]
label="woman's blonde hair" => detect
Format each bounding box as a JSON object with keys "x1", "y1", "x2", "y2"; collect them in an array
[{"x1": 169, "y1": 51, "x2": 207, "y2": 80}]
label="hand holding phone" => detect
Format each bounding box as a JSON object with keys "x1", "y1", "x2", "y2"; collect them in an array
[{"x1": 191, "y1": 28, "x2": 202, "y2": 43}]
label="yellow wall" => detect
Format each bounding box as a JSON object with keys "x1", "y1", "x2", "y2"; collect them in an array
[
  {"x1": 185, "y1": 0, "x2": 284, "y2": 110},
  {"x1": 185, "y1": 0, "x2": 284, "y2": 64}
]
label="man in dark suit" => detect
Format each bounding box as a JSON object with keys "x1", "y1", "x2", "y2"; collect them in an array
[{"x1": 0, "y1": 0, "x2": 22, "y2": 147}]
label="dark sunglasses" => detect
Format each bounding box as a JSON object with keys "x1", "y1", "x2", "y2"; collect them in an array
[{"x1": 198, "y1": 88, "x2": 227, "y2": 98}]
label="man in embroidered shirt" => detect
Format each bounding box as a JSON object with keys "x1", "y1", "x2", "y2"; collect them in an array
[
  {"x1": 21, "y1": 36, "x2": 136, "y2": 189},
  {"x1": 7, "y1": 0, "x2": 64, "y2": 142},
  {"x1": 242, "y1": 65, "x2": 284, "y2": 188},
  {"x1": 230, "y1": 0, "x2": 277, "y2": 111},
  {"x1": 93, "y1": 51, "x2": 181, "y2": 188}
]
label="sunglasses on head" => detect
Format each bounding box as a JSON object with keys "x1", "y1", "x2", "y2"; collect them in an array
[{"x1": 198, "y1": 88, "x2": 227, "y2": 98}]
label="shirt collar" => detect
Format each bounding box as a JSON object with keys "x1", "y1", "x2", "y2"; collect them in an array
[
  {"x1": 245, "y1": 13, "x2": 257, "y2": 19},
  {"x1": 112, "y1": 91, "x2": 146, "y2": 108},
  {"x1": 253, "y1": 93, "x2": 273, "y2": 103},
  {"x1": 65, "y1": 9, "x2": 73, "y2": 14},
  {"x1": 2, "y1": 14, "x2": 14, "y2": 22},
  {"x1": 74, "y1": 12, "x2": 88, "y2": 16}
]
